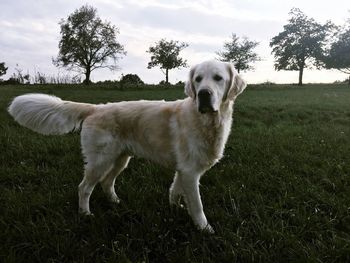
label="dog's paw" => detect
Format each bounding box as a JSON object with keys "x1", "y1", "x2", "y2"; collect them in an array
[
  {"x1": 196, "y1": 220, "x2": 215, "y2": 234},
  {"x1": 79, "y1": 208, "x2": 94, "y2": 217},
  {"x1": 109, "y1": 194, "x2": 121, "y2": 204},
  {"x1": 203, "y1": 224, "x2": 215, "y2": 234},
  {"x1": 197, "y1": 223, "x2": 215, "y2": 234}
]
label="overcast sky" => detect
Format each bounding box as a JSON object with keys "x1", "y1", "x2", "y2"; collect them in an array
[{"x1": 0, "y1": 0, "x2": 349, "y2": 84}]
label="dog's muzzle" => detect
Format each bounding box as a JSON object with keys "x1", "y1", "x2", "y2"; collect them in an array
[{"x1": 198, "y1": 89, "x2": 216, "y2": 114}]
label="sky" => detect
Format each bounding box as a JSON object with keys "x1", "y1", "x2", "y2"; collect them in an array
[{"x1": 0, "y1": 0, "x2": 349, "y2": 84}]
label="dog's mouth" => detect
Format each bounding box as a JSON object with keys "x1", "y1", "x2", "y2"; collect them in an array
[
  {"x1": 198, "y1": 105, "x2": 217, "y2": 114},
  {"x1": 198, "y1": 89, "x2": 217, "y2": 114}
]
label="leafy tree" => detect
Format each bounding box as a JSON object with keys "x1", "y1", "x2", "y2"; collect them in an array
[
  {"x1": 0, "y1": 62, "x2": 8, "y2": 77},
  {"x1": 325, "y1": 24, "x2": 350, "y2": 84},
  {"x1": 147, "y1": 39, "x2": 188, "y2": 84},
  {"x1": 270, "y1": 8, "x2": 334, "y2": 85},
  {"x1": 217, "y1": 34, "x2": 260, "y2": 73},
  {"x1": 53, "y1": 5, "x2": 126, "y2": 85}
]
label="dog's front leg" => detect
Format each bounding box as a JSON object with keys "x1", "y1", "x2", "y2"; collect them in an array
[{"x1": 178, "y1": 171, "x2": 214, "y2": 233}]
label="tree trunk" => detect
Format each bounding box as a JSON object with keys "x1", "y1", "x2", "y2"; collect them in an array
[
  {"x1": 84, "y1": 67, "x2": 91, "y2": 85},
  {"x1": 165, "y1": 68, "x2": 169, "y2": 84},
  {"x1": 348, "y1": 75, "x2": 350, "y2": 86},
  {"x1": 298, "y1": 66, "x2": 304, "y2": 86}
]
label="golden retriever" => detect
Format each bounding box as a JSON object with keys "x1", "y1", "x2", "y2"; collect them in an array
[{"x1": 8, "y1": 60, "x2": 247, "y2": 233}]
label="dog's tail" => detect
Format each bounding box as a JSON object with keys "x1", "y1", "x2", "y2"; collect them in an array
[{"x1": 8, "y1": 93, "x2": 95, "y2": 135}]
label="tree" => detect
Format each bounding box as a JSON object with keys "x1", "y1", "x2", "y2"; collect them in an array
[
  {"x1": 270, "y1": 8, "x2": 334, "y2": 85},
  {"x1": 217, "y1": 34, "x2": 260, "y2": 73},
  {"x1": 0, "y1": 62, "x2": 8, "y2": 78},
  {"x1": 53, "y1": 5, "x2": 126, "y2": 85},
  {"x1": 324, "y1": 24, "x2": 350, "y2": 84},
  {"x1": 147, "y1": 39, "x2": 188, "y2": 84}
]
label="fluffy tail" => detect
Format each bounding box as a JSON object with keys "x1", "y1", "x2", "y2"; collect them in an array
[{"x1": 8, "y1": 93, "x2": 95, "y2": 135}]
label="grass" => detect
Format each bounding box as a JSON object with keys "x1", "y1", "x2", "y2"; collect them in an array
[{"x1": 1, "y1": 83, "x2": 350, "y2": 262}]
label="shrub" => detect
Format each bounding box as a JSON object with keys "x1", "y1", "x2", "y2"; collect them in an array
[{"x1": 120, "y1": 74, "x2": 144, "y2": 85}]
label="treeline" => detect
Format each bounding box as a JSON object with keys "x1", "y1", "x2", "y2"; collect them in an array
[
  {"x1": 0, "y1": 65, "x2": 81, "y2": 85},
  {"x1": 1, "y1": 6, "x2": 350, "y2": 86}
]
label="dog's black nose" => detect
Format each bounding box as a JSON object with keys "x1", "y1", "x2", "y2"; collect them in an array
[
  {"x1": 198, "y1": 89, "x2": 212, "y2": 99},
  {"x1": 198, "y1": 89, "x2": 214, "y2": 113}
]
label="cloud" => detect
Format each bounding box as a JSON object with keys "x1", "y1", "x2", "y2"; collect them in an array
[{"x1": 109, "y1": 2, "x2": 280, "y2": 39}]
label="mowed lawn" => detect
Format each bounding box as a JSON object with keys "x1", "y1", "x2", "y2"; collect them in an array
[{"x1": 1, "y1": 84, "x2": 350, "y2": 262}]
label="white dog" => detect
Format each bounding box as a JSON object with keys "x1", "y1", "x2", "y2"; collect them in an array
[{"x1": 8, "y1": 60, "x2": 246, "y2": 233}]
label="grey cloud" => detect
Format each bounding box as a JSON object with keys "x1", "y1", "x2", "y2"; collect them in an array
[{"x1": 109, "y1": 3, "x2": 281, "y2": 39}]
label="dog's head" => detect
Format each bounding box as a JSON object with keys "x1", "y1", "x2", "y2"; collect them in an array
[{"x1": 185, "y1": 60, "x2": 247, "y2": 114}]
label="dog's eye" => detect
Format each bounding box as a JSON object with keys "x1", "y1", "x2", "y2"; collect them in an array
[
  {"x1": 195, "y1": 76, "x2": 202, "y2": 83},
  {"x1": 213, "y1": 74, "x2": 223, "y2": 81}
]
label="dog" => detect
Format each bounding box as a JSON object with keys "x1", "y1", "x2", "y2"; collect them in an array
[{"x1": 8, "y1": 60, "x2": 247, "y2": 233}]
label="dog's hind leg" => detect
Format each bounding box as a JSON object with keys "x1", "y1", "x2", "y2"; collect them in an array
[
  {"x1": 78, "y1": 155, "x2": 116, "y2": 215},
  {"x1": 79, "y1": 125, "x2": 122, "y2": 215},
  {"x1": 100, "y1": 155, "x2": 131, "y2": 203},
  {"x1": 169, "y1": 172, "x2": 185, "y2": 206}
]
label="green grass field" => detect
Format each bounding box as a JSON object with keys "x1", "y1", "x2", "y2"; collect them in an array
[{"x1": 1, "y1": 84, "x2": 350, "y2": 262}]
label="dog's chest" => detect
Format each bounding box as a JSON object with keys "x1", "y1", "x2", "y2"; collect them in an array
[{"x1": 192, "y1": 116, "x2": 232, "y2": 167}]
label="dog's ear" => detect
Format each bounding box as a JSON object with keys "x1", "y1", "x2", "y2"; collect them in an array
[
  {"x1": 225, "y1": 63, "x2": 247, "y2": 101},
  {"x1": 184, "y1": 66, "x2": 196, "y2": 99}
]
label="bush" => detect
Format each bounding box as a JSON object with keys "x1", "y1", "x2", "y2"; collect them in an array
[
  {"x1": 121, "y1": 74, "x2": 144, "y2": 85},
  {"x1": 0, "y1": 78, "x2": 21, "y2": 85}
]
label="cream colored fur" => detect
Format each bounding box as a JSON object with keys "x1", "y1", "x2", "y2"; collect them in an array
[
  {"x1": 8, "y1": 93, "x2": 94, "y2": 135},
  {"x1": 8, "y1": 60, "x2": 247, "y2": 233}
]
